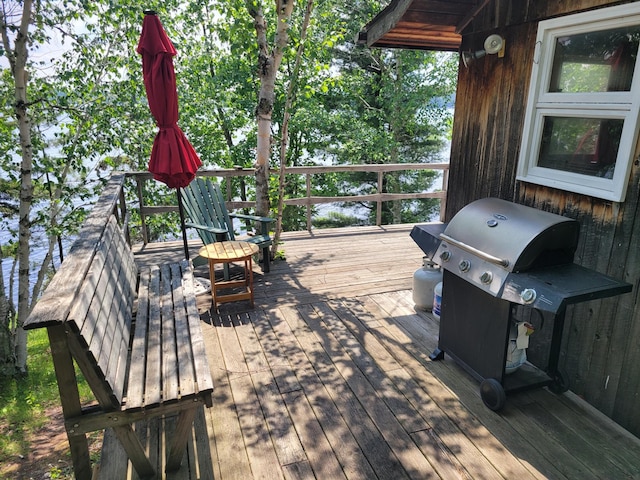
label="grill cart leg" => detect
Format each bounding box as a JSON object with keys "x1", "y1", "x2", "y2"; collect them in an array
[
  {"x1": 548, "y1": 369, "x2": 570, "y2": 394},
  {"x1": 429, "y1": 348, "x2": 444, "y2": 361}
]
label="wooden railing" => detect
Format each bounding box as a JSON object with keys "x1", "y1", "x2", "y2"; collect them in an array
[{"x1": 127, "y1": 163, "x2": 449, "y2": 243}]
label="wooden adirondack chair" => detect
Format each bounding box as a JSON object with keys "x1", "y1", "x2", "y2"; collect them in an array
[{"x1": 181, "y1": 177, "x2": 273, "y2": 273}]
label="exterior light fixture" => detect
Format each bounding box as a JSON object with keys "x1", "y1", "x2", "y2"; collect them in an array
[{"x1": 462, "y1": 34, "x2": 505, "y2": 68}]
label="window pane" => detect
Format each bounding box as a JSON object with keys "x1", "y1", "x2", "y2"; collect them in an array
[
  {"x1": 549, "y1": 26, "x2": 640, "y2": 92},
  {"x1": 537, "y1": 116, "x2": 623, "y2": 178}
]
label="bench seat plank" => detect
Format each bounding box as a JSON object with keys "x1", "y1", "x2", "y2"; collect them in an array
[
  {"x1": 125, "y1": 266, "x2": 151, "y2": 410},
  {"x1": 183, "y1": 270, "x2": 215, "y2": 399},
  {"x1": 172, "y1": 263, "x2": 197, "y2": 398},
  {"x1": 126, "y1": 261, "x2": 214, "y2": 410},
  {"x1": 143, "y1": 265, "x2": 163, "y2": 409},
  {"x1": 161, "y1": 263, "x2": 180, "y2": 403}
]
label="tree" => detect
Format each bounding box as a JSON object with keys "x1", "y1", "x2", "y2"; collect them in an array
[
  {"x1": 0, "y1": 0, "x2": 456, "y2": 376},
  {"x1": 0, "y1": 245, "x2": 16, "y2": 376},
  {"x1": 269, "y1": 1, "x2": 456, "y2": 226},
  {"x1": 1, "y1": 0, "x2": 35, "y2": 375},
  {"x1": 0, "y1": 0, "x2": 175, "y2": 374},
  {"x1": 247, "y1": 0, "x2": 296, "y2": 221},
  {"x1": 274, "y1": 0, "x2": 315, "y2": 249}
]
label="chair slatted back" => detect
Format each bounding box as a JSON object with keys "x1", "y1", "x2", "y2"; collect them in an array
[
  {"x1": 182, "y1": 177, "x2": 232, "y2": 245},
  {"x1": 182, "y1": 177, "x2": 236, "y2": 242},
  {"x1": 210, "y1": 180, "x2": 236, "y2": 240}
]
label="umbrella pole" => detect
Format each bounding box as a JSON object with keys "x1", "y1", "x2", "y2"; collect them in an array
[{"x1": 176, "y1": 188, "x2": 190, "y2": 260}]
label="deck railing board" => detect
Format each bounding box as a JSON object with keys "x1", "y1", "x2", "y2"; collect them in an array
[{"x1": 128, "y1": 163, "x2": 448, "y2": 240}]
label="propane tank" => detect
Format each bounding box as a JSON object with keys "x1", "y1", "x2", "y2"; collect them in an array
[
  {"x1": 433, "y1": 281, "x2": 443, "y2": 320},
  {"x1": 412, "y1": 257, "x2": 443, "y2": 311}
]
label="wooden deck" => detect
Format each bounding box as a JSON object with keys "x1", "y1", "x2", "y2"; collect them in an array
[{"x1": 114, "y1": 224, "x2": 640, "y2": 479}]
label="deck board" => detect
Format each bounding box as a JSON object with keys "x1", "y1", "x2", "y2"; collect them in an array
[{"x1": 120, "y1": 224, "x2": 640, "y2": 479}]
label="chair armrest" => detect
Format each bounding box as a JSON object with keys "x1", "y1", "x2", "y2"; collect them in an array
[
  {"x1": 184, "y1": 222, "x2": 228, "y2": 235},
  {"x1": 229, "y1": 213, "x2": 273, "y2": 236},
  {"x1": 230, "y1": 213, "x2": 274, "y2": 224}
]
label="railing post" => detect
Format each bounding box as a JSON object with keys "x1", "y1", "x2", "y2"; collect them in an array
[
  {"x1": 306, "y1": 173, "x2": 312, "y2": 232},
  {"x1": 225, "y1": 177, "x2": 232, "y2": 201},
  {"x1": 440, "y1": 168, "x2": 449, "y2": 222},
  {"x1": 118, "y1": 186, "x2": 131, "y2": 246},
  {"x1": 376, "y1": 170, "x2": 383, "y2": 226},
  {"x1": 136, "y1": 178, "x2": 149, "y2": 245}
]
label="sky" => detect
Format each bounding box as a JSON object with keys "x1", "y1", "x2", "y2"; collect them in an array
[{"x1": 1, "y1": 11, "x2": 84, "y2": 72}]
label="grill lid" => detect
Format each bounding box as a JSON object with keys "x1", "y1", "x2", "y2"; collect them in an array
[
  {"x1": 439, "y1": 198, "x2": 579, "y2": 272},
  {"x1": 432, "y1": 198, "x2": 580, "y2": 298},
  {"x1": 410, "y1": 199, "x2": 631, "y2": 313}
]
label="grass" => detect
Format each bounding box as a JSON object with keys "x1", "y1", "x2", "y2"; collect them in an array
[{"x1": 0, "y1": 328, "x2": 93, "y2": 478}]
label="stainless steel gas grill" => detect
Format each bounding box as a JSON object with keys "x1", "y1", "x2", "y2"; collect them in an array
[{"x1": 410, "y1": 198, "x2": 632, "y2": 410}]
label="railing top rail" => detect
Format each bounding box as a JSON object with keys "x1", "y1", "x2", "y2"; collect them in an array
[
  {"x1": 126, "y1": 162, "x2": 449, "y2": 234},
  {"x1": 125, "y1": 162, "x2": 449, "y2": 180}
]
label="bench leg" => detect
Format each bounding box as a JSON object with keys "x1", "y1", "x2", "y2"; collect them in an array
[
  {"x1": 113, "y1": 424, "x2": 155, "y2": 478},
  {"x1": 166, "y1": 407, "x2": 198, "y2": 472},
  {"x1": 68, "y1": 435, "x2": 92, "y2": 480},
  {"x1": 47, "y1": 326, "x2": 93, "y2": 479}
]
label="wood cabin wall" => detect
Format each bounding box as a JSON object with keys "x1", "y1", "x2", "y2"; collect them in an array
[{"x1": 447, "y1": 0, "x2": 640, "y2": 436}]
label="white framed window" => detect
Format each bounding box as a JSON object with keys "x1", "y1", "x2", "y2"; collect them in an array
[{"x1": 517, "y1": 3, "x2": 640, "y2": 202}]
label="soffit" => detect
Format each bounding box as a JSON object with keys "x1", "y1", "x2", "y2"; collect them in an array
[{"x1": 358, "y1": 0, "x2": 486, "y2": 51}]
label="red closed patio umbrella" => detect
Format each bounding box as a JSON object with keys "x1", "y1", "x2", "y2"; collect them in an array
[{"x1": 137, "y1": 10, "x2": 201, "y2": 259}]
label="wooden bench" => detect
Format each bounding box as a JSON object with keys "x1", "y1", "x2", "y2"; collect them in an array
[{"x1": 24, "y1": 212, "x2": 213, "y2": 479}]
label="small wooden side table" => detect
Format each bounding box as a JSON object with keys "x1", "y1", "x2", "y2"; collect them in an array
[{"x1": 199, "y1": 241, "x2": 259, "y2": 308}]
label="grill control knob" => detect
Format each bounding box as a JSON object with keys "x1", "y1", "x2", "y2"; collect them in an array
[
  {"x1": 520, "y1": 288, "x2": 537, "y2": 304},
  {"x1": 440, "y1": 250, "x2": 451, "y2": 262},
  {"x1": 459, "y1": 259, "x2": 471, "y2": 272},
  {"x1": 480, "y1": 271, "x2": 493, "y2": 284}
]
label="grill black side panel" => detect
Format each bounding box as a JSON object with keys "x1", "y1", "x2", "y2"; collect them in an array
[{"x1": 438, "y1": 271, "x2": 512, "y2": 382}]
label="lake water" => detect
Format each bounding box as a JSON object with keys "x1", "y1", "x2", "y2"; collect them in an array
[{"x1": 0, "y1": 222, "x2": 69, "y2": 307}]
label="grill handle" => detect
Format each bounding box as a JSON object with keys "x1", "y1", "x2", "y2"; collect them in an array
[{"x1": 439, "y1": 233, "x2": 510, "y2": 268}]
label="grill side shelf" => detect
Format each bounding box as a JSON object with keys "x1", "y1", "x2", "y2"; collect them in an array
[
  {"x1": 501, "y1": 264, "x2": 632, "y2": 314},
  {"x1": 409, "y1": 223, "x2": 446, "y2": 258}
]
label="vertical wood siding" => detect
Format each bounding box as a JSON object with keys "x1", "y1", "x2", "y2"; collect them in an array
[{"x1": 447, "y1": 0, "x2": 640, "y2": 435}]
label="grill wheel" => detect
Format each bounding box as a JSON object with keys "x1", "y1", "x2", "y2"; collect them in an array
[
  {"x1": 480, "y1": 378, "x2": 506, "y2": 411},
  {"x1": 548, "y1": 369, "x2": 570, "y2": 394}
]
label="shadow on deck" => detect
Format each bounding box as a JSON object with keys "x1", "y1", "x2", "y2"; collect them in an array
[{"x1": 113, "y1": 224, "x2": 640, "y2": 479}]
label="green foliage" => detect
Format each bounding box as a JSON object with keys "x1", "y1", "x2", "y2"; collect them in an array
[
  {"x1": 0, "y1": 0, "x2": 457, "y2": 306},
  {"x1": 0, "y1": 328, "x2": 92, "y2": 468}
]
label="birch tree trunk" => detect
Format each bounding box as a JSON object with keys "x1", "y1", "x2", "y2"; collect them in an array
[
  {"x1": 0, "y1": 254, "x2": 16, "y2": 376},
  {"x1": 248, "y1": 0, "x2": 295, "y2": 225},
  {"x1": 1, "y1": 0, "x2": 34, "y2": 375},
  {"x1": 274, "y1": 0, "x2": 314, "y2": 249}
]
